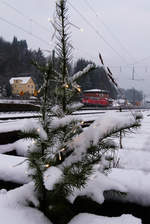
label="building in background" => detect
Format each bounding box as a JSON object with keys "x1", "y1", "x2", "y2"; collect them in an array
[{"x1": 9, "y1": 77, "x2": 36, "y2": 96}]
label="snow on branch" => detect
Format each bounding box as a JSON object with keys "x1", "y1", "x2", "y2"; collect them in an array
[
  {"x1": 50, "y1": 115, "x2": 82, "y2": 130},
  {"x1": 66, "y1": 102, "x2": 84, "y2": 113},
  {"x1": 63, "y1": 112, "x2": 140, "y2": 166},
  {"x1": 69, "y1": 64, "x2": 95, "y2": 82},
  {"x1": 43, "y1": 166, "x2": 63, "y2": 190},
  {"x1": 22, "y1": 120, "x2": 47, "y2": 141},
  {"x1": 68, "y1": 171, "x2": 127, "y2": 204},
  {"x1": 78, "y1": 112, "x2": 140, "y2": 149}
]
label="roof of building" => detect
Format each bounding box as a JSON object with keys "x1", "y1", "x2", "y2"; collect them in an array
[
  {"x1": 83, "y1": 89, "x2": 109, "y2": 93},
  {"x1": 9, "y1": 77, "x2": 32, "y2": 85}
]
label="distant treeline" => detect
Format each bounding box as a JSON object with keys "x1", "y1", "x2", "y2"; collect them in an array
[
  {"x1": 119, "y1": 88, "x2": 143, "y2": 103},
  {"x1": 0, "y1": 36, "x2": 143, "y2": 102}
]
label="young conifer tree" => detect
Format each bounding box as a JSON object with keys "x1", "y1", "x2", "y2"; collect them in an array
[{"x1": 23, "y1": 0, "x2": 141, "y2": 223}]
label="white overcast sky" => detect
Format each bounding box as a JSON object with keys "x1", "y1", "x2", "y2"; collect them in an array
[{"x1": 1, "y1": 0, "x2": 150, "y2": 95}]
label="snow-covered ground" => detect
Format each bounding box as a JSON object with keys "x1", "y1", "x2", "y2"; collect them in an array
[
  {"x1": 0, "y1": 112, "x2": 39, "y2": 119},
  {"x1": 68, "y1": 213, "x2": 141, "y2": 224},
  {"x1": 0, "y1": 109, "x2": 149, "y2": 223},
  {"x1": 0, "y1": 99, "x2": 37, "y2": 104}
]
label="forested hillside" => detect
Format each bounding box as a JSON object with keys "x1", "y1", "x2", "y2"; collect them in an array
[
  {"x1": 0, "y1": 36, "x2": 118, "y2": 98},
  {"x1": 0, "y1": 36, "x2": 143, "y2": 101}
]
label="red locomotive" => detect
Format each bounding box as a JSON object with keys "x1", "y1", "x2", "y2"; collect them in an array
[{"x1": 81, "y1": 89, "x2": 113, "y2": 107}]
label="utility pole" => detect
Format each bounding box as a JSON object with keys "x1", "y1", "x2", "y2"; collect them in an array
[
  {"x1": 132, "y1": 65, "x2": 135, "y2": 80},
  {"x1": 52, "y1": 49, "x2": 55, "y2": 67}
]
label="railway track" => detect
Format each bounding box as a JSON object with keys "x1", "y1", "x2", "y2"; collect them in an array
[
  {"x1": 0, "y1": 105, "x2": 148, "y2": 121},
  {"x1": 0, "y1": 105, "x2": 148, "y2": 145},
  {"x1": 0, "y1": 102, "x2": 40, "y2": 112},
  {"x1": 0, "y1": 101, "x2": 149, "y2": 112}
]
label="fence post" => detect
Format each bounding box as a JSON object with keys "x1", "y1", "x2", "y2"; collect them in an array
[{"x1": 119, "y1": 107, "x2": 123, "y2": 149}]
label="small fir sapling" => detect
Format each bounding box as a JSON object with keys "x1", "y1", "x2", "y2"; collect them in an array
[{"x1": 21, "y1": 0, "x2": 141, "y2": 222}]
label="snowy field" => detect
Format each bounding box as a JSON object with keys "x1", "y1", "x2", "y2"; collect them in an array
[{"x1": 0, "y1": 109, "x2": 149, "y2": 223}]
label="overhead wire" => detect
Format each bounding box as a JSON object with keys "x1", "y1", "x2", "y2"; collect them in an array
[
  {"x1": 85, "y1": 0, "x2": 137, "y2": 63},
  {"x1": 1, "y1": 0, "x2": 149, "y2": 70},
  {"x1": 68, "y1": 1, "x2": 145, "y2": 82},
  {"x1": 0, "y1": 0, "x2": 50, "y2": 33},
  {"x1": 131, "y1": 55, "x2": 150, "y2": 65},
  {"x1": 85, "y1": 0, "x2": 150, "y2": 82},
  {"x1": 0, "y1": 0, "x2": 96, "y2": 59},
  {"x1": 1, "y1": 0, "x2": 147, "y2": 83},
  {"x1": 68, "y1": 1, "x2": 132, "y2": 65},
  {"x1": 0, "y1": 16, "x2": 50, "y2": 46}
]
